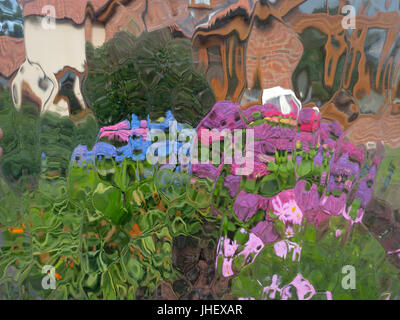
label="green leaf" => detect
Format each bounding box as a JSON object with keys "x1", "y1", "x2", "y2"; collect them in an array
[{"x1": 92, "y1": 183, "x2": 127, "y2": 224}]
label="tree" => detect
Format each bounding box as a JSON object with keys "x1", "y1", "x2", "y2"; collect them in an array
[
  {"x1": 11, "y1": 23, "x2": 23, "y2": 38},
  {"x1": 83, "y1": 29, "x2": 215, "y2": 127},
  {"x1": 0, "y1": 87, "x2": 98, "y2": 191}
]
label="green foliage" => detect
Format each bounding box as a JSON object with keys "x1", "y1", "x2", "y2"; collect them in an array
[
  {"x1": 0, "y1": 156, "x2": 216, "y2": 299},
  {"x1": 40, "y1": 112, "x2": 98, "y2": 178},
  {"x1": 83, "y1": 29, "x2": 216, "y2": 127},
  {"x1": 0, "y1": 88, "x2": 41, "y2": 190},
  {"x1": 0, "y1": 87, "x2": 98, "y2": 190}
]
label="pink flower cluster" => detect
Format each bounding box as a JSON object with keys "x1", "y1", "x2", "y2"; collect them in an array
[
  {"x1": 339, "y1": 140, "x2": 365, "y2": 164},
  {"x1": 274, "y1": 240, "x2": 302, "y2": 262},
  {"x1": 259, "y1": 273, "x2": 332, "y2": 300},
  {"x1": 271, "y1": 190, "x2": 303, "y2": 237},
  {"x1": 264, "y1": 110, "x2": 298, "y2": 120},
  {"x1": 217, "y1": 230, "x2": 265, "y2": 278},
  {"x1": 99, "y1": 119, "x2": 149, "y2": 142}
]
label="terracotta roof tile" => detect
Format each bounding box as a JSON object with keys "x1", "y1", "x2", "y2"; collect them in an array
[
  {"x1": 17, "y1": 0, "x2": 114, "y2": 24},
  {"x1": 0, "y1": 36, "x2": 26, "y2": 78}
]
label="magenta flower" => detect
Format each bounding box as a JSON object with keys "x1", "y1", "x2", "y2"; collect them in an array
[
  {"x1": 319, "y1": 193, "x2": 347, "y2": 216},
  {"x1": 99, "y1": 129, "x2": 134, "y2": 142},
  {"x1": 294, "y1": 180, "x2": 320, "y2": 216},
  {"x1": 234, "y1": 190, "x2": 270, "y2": 222},
  {"x1": 271, "y1": 190, "x2": 303, "y2": 226},
  {"x1": 247, "y1": 161, "x2": 270, "y2": 180},
  {"x1": 330, "y1": 121, "x2": 344, "y2": 137},
  {"x1": 131, "y1": 127, "x2": 149, "y2": 139},
  {"x1": 198, "y1": 101, "x2": 245, "y2": 131},
  {"x1": 254, "y1": 123, "x2": 273, "y2": 139},
  {"x1": 99, "y1": 120, "x2": 134, "y2": 142},
  {"x1": 100, "y1": 120, "x2": 130, "y2": 132},
  {"x1": 339, "y1": 140, "x2": 365, "y2": 164},
  {"x1": 259, "y1": 273, "x2": 318, "y2": 300},
  {"x1": 192, "y1": 163, "x2": 221, "y2": 180},
  {"x1": 354, "y1": 165, "x2": 377, "y2": 208},
  {"x1": 223, "y1": 174, "x2": 241, "y2": 197},
  {"x1": 298, "y1": 108, "x2": 320, "y2": 132},
  {"x1": 251, "y1": 221, "x2": 280, "y2": 244}
]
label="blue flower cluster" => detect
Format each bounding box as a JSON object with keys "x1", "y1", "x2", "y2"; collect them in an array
[{"x1": 70, "y1": 111, "x2": 193, "y2": 174}]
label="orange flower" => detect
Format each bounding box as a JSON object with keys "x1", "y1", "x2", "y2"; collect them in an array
[
  {"x1": 56, "y1": 273, "x2": 62, "y2": 281},
  {"x1": 8, "y1": 223, "x2": 25, "y2": 234},
  {"x1": 129, "y1": 224, "x2": 142, "y2": 237}
]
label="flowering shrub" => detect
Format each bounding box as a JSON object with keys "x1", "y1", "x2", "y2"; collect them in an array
[{"x1": 188, "y1": 93, "x2": 399, "y2": 299}]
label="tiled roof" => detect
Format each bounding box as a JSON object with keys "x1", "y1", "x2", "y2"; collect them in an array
[
  {"x1": 0, "y1": 36, "x2": 26, "y2": 78},
  {"x1": 17, "y1": 0, "x2": 115, "y2": 24}
]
